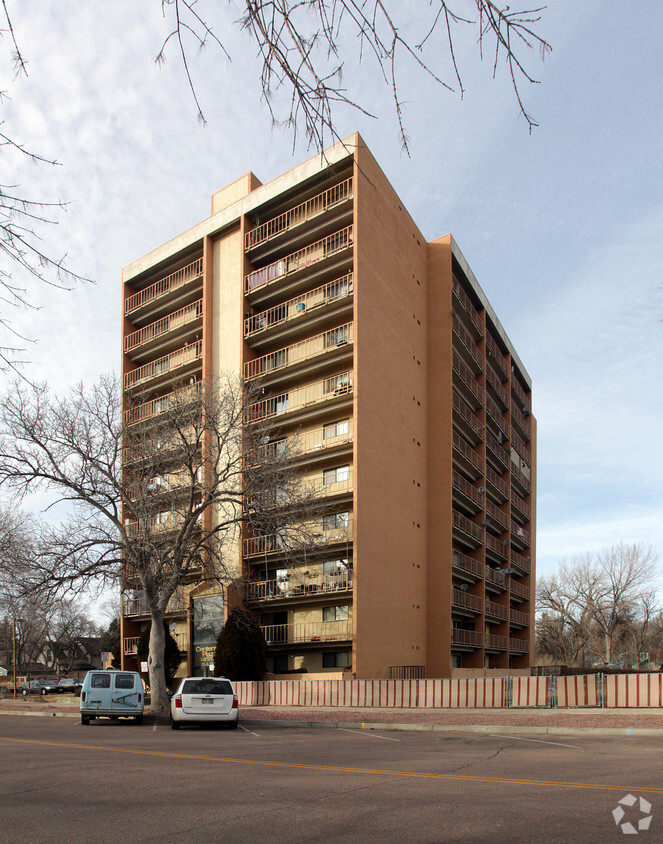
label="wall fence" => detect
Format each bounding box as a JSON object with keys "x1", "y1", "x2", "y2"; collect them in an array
[{"x1": 235, "y1": 673, "x2": 663, "y2": 710}]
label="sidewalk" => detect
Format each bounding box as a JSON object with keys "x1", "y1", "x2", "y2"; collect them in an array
[{"x1": 2, "y1": 695, "x2": 663, "y2": 736}]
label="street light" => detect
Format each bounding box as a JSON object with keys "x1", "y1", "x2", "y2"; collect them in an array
[{"x1": 12, "y1": 617, "x2": 25, "y2": 699}]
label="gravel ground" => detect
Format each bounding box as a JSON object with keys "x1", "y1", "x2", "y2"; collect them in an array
[{"x1": 3, "y1": 696, "x2": 663, "y2": 732}]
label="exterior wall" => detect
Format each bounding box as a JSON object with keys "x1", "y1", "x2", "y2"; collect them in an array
[{"x1": 353, "y1": 140, "x2": 429, "y2": 677}]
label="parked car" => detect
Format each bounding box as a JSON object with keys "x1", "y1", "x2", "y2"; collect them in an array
[
  {"x1": 57, "y1": 678, "x2": 83, "y2": 694},
  {"x1": 170, "y1": 677, "x2": 238, "y2": 730},
  {"x1": 18, "y1": 678, "x2": 60, "y2": 696},
  {"x1": 80, "y1": 670, "x2": 144, "y2": 724}
]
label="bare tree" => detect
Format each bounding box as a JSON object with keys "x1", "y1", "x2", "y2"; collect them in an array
[
  {"x1": 157, "y1": 1, "x2": 551, "y2": 151},
  {"x1": 537, "y1": 544, "x2": 660, "y2": 668},
  {"x1": 0, "y1": 374, "x2": 313, "y2": 711}
]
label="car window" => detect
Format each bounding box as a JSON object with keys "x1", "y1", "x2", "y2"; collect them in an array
[
  {"x1": 115, "y1": 674, "x2": 136, "y2": 690},
  {"x1": 182, "y1": 679, "x2": 232, "y2": 695},
  {"x1": 90, "y1": 674, "x2": 111, "y2": 689}
]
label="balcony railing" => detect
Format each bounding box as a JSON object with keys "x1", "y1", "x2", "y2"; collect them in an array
[
  {"x1": 509, "y1": 638, "x2": 529, "y2": 654},
  {"x1": 124, "y1": 511, "x2": 187, "y2": 538},
  {"x1": 243, "y1": 521, "x2": 354, "y2": 557},
  {"x1": 486, "y1": 332, "x2": 508, "y2": 381},
  {"x1": 485, "y1": 533, "x2": 508, "y2": 561},
  {"x1": 486, "y1": 432, "x2": 509, "y2": 472},
  {"x1": 485, "y1": 567, "x2": 507, "y2": 589},
  {"x1": 452, "y1": 510, "x2": 483, "y2": 546},
  {"x1": 486, "y1": 466, "x2": 509, "y2": 501},
  {"x1": 247, "y1": 571, "x2": 353, "y2": 602},
  {"x1": 245, "y1": 274, "x2": 353, "y2": 338},
  {"x1": 451, "y1": 629, "x2": 483, "y2": 648},
  {"x1": 245, "y1": 178, "x2": 353, "y2": 251},
  {"x1": 125, "y1": 384, "x2": 200, "y2": 426},
  {"x1": 124, "y1": 340, "x2": 203, "y2": 390},
  {"x1": 511, "y1": 462, "x2": 531, "y2": 494},
  {"x1": 510, "y1": 580, "x2": 530, "y2": 601},
  {"x1": 261, "y1": 619, "x2": 352, "y2": 645},
  {"x1": 485, "y1": 600, "x2": 508, "y2": 621},
  {"x1": 486, "y1": 395, "x2": 508, "y2": 440},
  {"x1": 452, "y1": 432, "x2": 483, "y2": 477},
  {"x1": 452, "y1": 352, "x2": 483, "y2": 408},
  {"x1": 485, "y1": 634, "x2": 508, "y2": 650},
  {"x1": 123, "y1": 591, "x2": 187, "y2": 617},
  {"x1": 452, "y1": 549, "x2": 484, "y2": 579},
  {"x1": 452, "y1": 392, "x2": 483, "y2": 442},
  {"x1": 248, "y1": 371, "x2": 353, "y2": 423},
  {"x1": 452, "y1": 276, "x2": 483, "y2": 337},
  {"x1": 452, "y1": 314, "x2": 482, "y2": 372},
  {"x1": 510, "y1": 549, "x2": 531, "y2": 574},
  {"x1": 125, "y1": 257, "x2": 203, "y2": 316},
  {"x1": 452, "y1": 589, "x2": 483, "y2": 613},
  {"x1": 511, "y1": 519, "x2": 530, "y2": 548},
  {"x1": 485, "y1": 499, "x2": 508, "y2": 533},
  {"x1": 485, "y1": 364, "x2": 509, "y2": 409},
  {"x1": 123, "y1": 637, "x2": 140, "y2": 655},
  {"x1": 452, "y1": 471, "x2": 483, "y2": 510},
  {"x1": 125, "y1": 299, "x2": 202, "y2": 353},
  {"x1": 245, "y1": 226, "x2": 353, "y2": 294},
  {"x1": 510, "y1": 429, "x2": 530, "y2": 462},
  {"x1": 244, "y1": 323, "x2": 353, "y2": 380},
  {"x1": 512, "y1": 405, "x2": 531, "y2": 439},
  {"x1": 510, "y1": 608, "x2": 530, "y2": 627},
  {"x1": 512, "y1": 378, "x2": 530, "y2": 413},
  {"x1": 510, "y1": 490, "x2": 530, "y2": 521}
]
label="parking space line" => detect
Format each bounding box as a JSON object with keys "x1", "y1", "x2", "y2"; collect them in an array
[
  {"x1": 239, "y1": 725, "x2": 260, "y2": 737},
  {"x1": 487, "y1": 734, "x2": 584, "y2": 750},
  {"x1": 338, "y1": 728, "x2": 399, "y2": 741}
]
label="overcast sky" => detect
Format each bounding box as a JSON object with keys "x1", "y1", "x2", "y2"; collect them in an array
[{"x1": 2, "y1": 1, "x2": 661, "y2": 598}]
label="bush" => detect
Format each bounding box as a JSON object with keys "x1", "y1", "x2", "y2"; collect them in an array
[{"x1": 214, "y1": 608, "x2": 267, "y2": 681}]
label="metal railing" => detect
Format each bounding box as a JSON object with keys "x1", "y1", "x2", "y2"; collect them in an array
[
  {"x1": 451, "y1": 629, "x2": 483, "y2": 648},
  {"x1": 485, "y1": 600, "x2": 508, "y2": 621},
  {"x1": 452, "y1": 549, "x2": 484, "y2": 579},
  {"x1": 245, "y1": 178, "x2": 353, "y2": 250},
  {"x1": 452, "y1": 392, "x2": 483, "y2": 441},
  {"x1": 243, "y1": 521, "x2": 353, "y2": 557},
  {"x1": 245, "y1": 226, "x2": 353, "y2": 294},
  {"x1": 452, "y1": 276, "x2": 483, "y2": 336},
  {"x1": 452, "y1": 352, "x2": 483, "y2": 407},
  {"x1": 248, "y1": 370, "x2": 353, "y2": 423},
  {"x1": 124, "y1": 299, "x2": 202, "y2": 352},
  {"x1": 124, "y1": 340, "x2": 202, "y2": 390},
  {"x1": 486, "y1": 332, "x2": 508, "y2": 380},
  {"x1": 125, "y1": 258, "x2": 203, "y2": 315},
  {"x1": 485, "y1": 364, "x2": 509, "y2": 408},
  {"x1": 247, "y1": 572, "x2": 353, "y2": 602},
  {"x1": 124, "y1": 384, "x2": 200, "y2": 426},
  {"x1": 261, "y1": 619, "x2": 352, "y2": 645},
  {"x1": 452, "y1": 314, "x2": 482, "y2": 371},
  {"x1": 245, "y1": 274, "x2": 353, "y2": 337},
  {"x1": 452, "y1": 589, "x2": 483, "y2": 613},
  {"x1": 244, "y1": 322, "x2": 353, "y2": 380},
  {"x1": 452, "y1": 471, "x2": 483, "y2": 509},
  {"x1": 452, "y1": 431, "x2": 483, "y2": 476}
]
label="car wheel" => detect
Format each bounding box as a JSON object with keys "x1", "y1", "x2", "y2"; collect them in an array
[
  {"x1": 21, "y1": 689, "x2": 28, "y2": 697},
  {"x1": 135, "y1": 714, "x2": 143, "y2": 725},
  {"x1": 170, "y1": 716, "x2": 180, "y2": 730},
  {"x1": 228, "y1": 720, "x2": 238, "y2": 730},
  {"x1": 81, "y1": 715, "x2": 90, "y2": 725},
  {"x1": 41, "y1": 689, "x2": 48, "y2": 696}
]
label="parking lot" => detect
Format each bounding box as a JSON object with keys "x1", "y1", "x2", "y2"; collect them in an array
[{"x1": 1, "y1": 713, "x2": 662, "y2": 842}]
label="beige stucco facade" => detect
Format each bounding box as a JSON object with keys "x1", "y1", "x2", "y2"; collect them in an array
[{"x1": 120, "y1": 133, "x2": 535, "y2": 679}]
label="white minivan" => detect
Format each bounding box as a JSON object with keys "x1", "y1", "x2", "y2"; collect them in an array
[{"x1": 80, "y1": 670, "x2": 144, "y2": 725}]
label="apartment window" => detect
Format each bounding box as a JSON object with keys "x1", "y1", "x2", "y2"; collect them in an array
[
  {"x1": 323, "y1": 373, "x2": 352, "y2": 395},
  {"x1": 323, "y1": 511, "x2": 349, "y2": 531},
  {"x1": 323, "y1": 464, "x2": 349, "y2": 485},
  {"x1": 265, "y1": 349, "x2": 288, "y2": 371},
  {"x1": 275, "y1": 395, "x2": 289, "y2": 414},
  {"x1": 325, "y1": 277, "x2": 349, "y2": 301},
  {"x1": 323, "y1": 651, "x2": 350, "y2": 668},
  {"x1": 323, "y1": 419, "x2": 349, "y2": 440},
  {"x1": 325, "y1": 325, "x2": 349, "y2": 347},
  {"x1": 323, "y1": 605, "x2": 349, "y2": 621},
  {"x1": 323, "y1": 559, "x2": 348, "y2": 574}
]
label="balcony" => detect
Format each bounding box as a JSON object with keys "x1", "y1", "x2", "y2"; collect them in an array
[
  {"x1": 123, "y1": 631, "x2": 187, "y2": 656},
  {"x1": 512, "y1": 378, "x2": 531, "y2": 414},
  {"x1": 511, "y1": 462, "x2": 531, "y2": 495},
  {"x1": 510, "y1": 579, "x2": 530, "y2": 602},
  {"x1": 485, "y1": 633, "x2": 508, "y2": 651},
  {"x1": 510, "y1": 489, "x2": 530, "y2": 521},
  {"x1": 486, "y1": 467, "x2": 509, "y2": 503},
  {"x1": 451, "y1": 628, "x2": 483, "y2": 649},
  {"x1": 243, "y1": 520, "x2": 354, "y2": 558},
  {"x1": 248, "y1": 371, "x2": 353, "y2": 424},
  {"x1": 485, "y1": 600, "x2": 508, "y2": 622},
  {"x1": 244, "y1": 323, "x2": 353, "y2": 381},
  {"x1": 486, "y1": 395, "x2": 508, "y2": 442},
  {"x1": 123, "y1": 591, "x2": 188, "y2": 618},
  {"x1": 244, "y1": 274, "x2": 353, "y2": 341},
  {"x1": 512, "y1": 405, "x2": 531, "y2": 440},
  {"x1": 124, "y1": 299, "x2": 202, "y2": 358},
  {"x1": 452, "y1": 276, "x2": 483, "y2": 337},
  {"x1": 452, "y1": 392, "x2": 483, "y2": 445},
  {"x1": 509, "y1": 638, "x2": 529, "y2": 654},
  {"x1": 247, "y1": 571, "x2": 352, "y2": 604},
  {"x1": 452, "y1": 588, "x2": 483, "y2": 616},
  {"x1": 452, "y1": 510, "x2": 483, "y2": 549},
  {"x1": 485, "y1": 533, "x2": 508, "y2": 563},
  {"x1": 485, "y1": 566, "x2": 508, "y2": 593},
  {"x1": 511, "y1": 519, "x2": 530, "y2": 550},
  {"x1": 452, "y1": 314, "x2": 482, "y2": 374},
  {"x1": 452, "y1": 353, "x2": 483, "y2": 409},
  {"x1": 510, "y1": 608, "x2": 530, "y2": 628},
  {"x1": 124, "y1": 511, "x2": 189, "y2": 538},
  {"x1": 485, "y1": 499, "x2": 508, "y2": 533},
  {"x1": 245, "y1": 226, "x2": 353, "y2": 295},
  {"x1": 452, "y1": 549, "x2": 484, "y2": 582},
  {"x1": 452, "y1": 471, "x2": 483, "y2": 514},
  {"x1": 245, "y1": 178, "x2": 353, "y2": 252},
  {"x1": 486, "y1": 432, "x2": 509, "y2": 473},
  {"x1": 485, "y1": 332, "x2": 508, "y2": 382},
  {"x1": 124, "y1": 340, "x2": 202, "y2": 392},
  {"x1": 452, "y1": 432, "x2": 483, "y2": 479},
  {"x1": 485, "y1": 364, "x2": 509, "y2": 409},
  {"x1": 125, "y1": 257, "x2": 203, "y2": 318},
  {"x1": 261, "y1": 619, "x2": 352, "y2": 646},
  {"x1": 124, "y1": 384, "x2": 200, "y2": 426},
  {"x1": 510, "y1": 548, "x2": 531, "y2": 575},
  {"x1": 510, "y1": 429, "x2": 530, "y2": 463}
]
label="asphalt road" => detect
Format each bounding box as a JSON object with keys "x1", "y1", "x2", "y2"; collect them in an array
[{"x1": 1, "y1": 715, "x2": 662, "y2": 843}]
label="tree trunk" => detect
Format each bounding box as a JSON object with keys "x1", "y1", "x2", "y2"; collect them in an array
[{"x1": 147, "y1": 609, "x2": 169, "y2": 713}]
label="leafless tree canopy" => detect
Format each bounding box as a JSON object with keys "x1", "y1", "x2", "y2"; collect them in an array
[
  {"x1": 158, "y1": 0, "x2": 551, "y2": 151},
  {"x1": 536, "y1": 543, "x2": 662, "y2": 669},
  {"x1": 0, "y1": 375, "x2": 315, "y2": 710}
]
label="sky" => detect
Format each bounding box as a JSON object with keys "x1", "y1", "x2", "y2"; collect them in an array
[{"x1": 2, "y1": 1, "x2": 662, "y2": 606}]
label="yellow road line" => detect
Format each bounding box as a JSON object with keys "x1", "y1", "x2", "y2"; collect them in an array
[{"x1": 2, "y1": 735, "x2": 662, "y2": 794}]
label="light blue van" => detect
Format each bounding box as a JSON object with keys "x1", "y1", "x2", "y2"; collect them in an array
[{"x1": 80, "y1": 670, "x2": 144, "y2": 725}]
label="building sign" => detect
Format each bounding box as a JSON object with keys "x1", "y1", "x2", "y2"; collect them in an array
[{"x1": 192, "y1": 594, "x2": 225, "y2": 675}]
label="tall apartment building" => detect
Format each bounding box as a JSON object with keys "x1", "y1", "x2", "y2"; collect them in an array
[{"x1": 120, "y1": 133, "x2": 535, "y2": 679}]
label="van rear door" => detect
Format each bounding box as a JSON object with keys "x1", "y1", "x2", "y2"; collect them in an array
[{"x1": 111, "y1": 673, "x2": 142, "y2": 712}]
